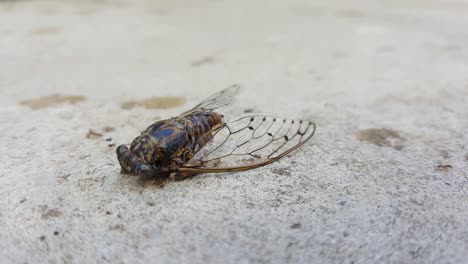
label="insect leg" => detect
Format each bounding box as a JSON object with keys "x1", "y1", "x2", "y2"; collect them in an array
[{"x1": 170, "y1": 171, "x2": 199, "y2": 181}]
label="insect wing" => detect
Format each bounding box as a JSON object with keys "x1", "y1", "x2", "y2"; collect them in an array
[
  {"x1": 178, "y1": 114, "x2": 316, "y2": 173},
  {"x1": 179, "y1": 84, "x2": 241, "y2": 117}
]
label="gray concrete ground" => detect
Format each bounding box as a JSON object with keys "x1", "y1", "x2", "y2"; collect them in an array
[{"x1": 1, "y1": 0, "x2": 468, "y2": 263}]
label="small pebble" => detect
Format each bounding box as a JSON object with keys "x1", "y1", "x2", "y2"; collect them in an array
[
  {"x1": 86, "y1": 129, "x2": 102, "y2": 139},
  {"x1": 290, "y1": 223, "x2": 302, "y2": 229},
  {"x1": 437, "y1": 164, "x2": 453, "y2": 171}
]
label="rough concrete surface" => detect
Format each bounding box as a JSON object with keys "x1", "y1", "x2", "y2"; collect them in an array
[{"x1": 1, "y1": 0, "x2": 468, "y2": 263}]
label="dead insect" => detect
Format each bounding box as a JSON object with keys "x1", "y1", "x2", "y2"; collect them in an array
[{"x1": 117, "y1": 85, "x2": 316, "y2": 180}]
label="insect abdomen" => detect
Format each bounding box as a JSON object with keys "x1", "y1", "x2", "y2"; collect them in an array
[{"x1": 186, "y1": 112, "x2": 224, "y2": 136}]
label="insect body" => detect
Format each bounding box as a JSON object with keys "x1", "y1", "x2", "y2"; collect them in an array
[{"x1": 117, "y1": 85, "x2": 316, "y2": 180}]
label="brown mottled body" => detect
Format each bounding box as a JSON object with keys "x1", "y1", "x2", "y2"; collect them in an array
[{"x1": 117, "y1": 112, "x2": 223, "y2": 178}]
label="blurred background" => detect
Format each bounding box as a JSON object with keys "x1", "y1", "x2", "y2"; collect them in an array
[{"x1": 1, "y1": 0, "x2": 467, "y2": 263}]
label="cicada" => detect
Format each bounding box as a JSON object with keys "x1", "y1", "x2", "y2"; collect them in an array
[{"x1": 117, "y1": 85, "x2": 316, "y2": 180}]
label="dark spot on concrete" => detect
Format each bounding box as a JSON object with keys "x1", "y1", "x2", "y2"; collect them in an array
[
  {"x1": 106, "y1": 211, "x2": 112, "y2": 215},
  {"x1": 77, "y1": 177, "x2": 104, "y2": 190},
  {"x1": 338, "y1": 201, "x2": 347, "y2": 206},
  {"x1": 86, "y1": 129, "x2": 102, "y2": 139},
  {"x1": 102, "y1": 126, "x2": 115, "y2": 132},
  {"x1": 53, "y1": 231, "x2": 59, "y2": 235},
  {"x1": 394, "y1": 145, "x2": 404, "y2": 151},
  {"x1": 338, "y1": 9, "x2": 366, "y2": 18},
  {"x1": 39, "y1": 235, "x2": 46, "y2": 241},
  {"x1": 19, "y1": 198, "x2": 27, "y2": 203},
  {"x1": 29, "y1": 26, "x2": 60, "y2": 36},
  {"x1": 355, "y1": 128, "x2": 406, "y2": 150},
  {"x1": 110, "y1": 224, "x2": 126, "y2": 232},
  {"x1": 146, "y1": 201, "x2": 156, "y2": 206},
  {"x1": 246, "y1": 202, "x2": 255, "y2": 209},
  {"x1": 121, "y1": 96, "x2": 186, "y2": 110},
  {"x1": 437, "y1": 164, "x2": 453, "y2": 171},
  {"x1": 105, "y1": 137, "x2": 112, "y2": 141},
  {"x1": 243, "y1": 108, "x2": 254, "y2": 113},
  {"x1": 191, "y1": 56, "x2": 216, "y2": 67},
  {"x1": 290, "y1": 223, "x2": 302, "y2": 229},
  {"x1": 271, "y1": 167, "x2": 292, "y2": 176},
  {"x1": 41, "y1": 209, "x2": 62, "y2": 219},
  {"x1": 108, "y1": 144, "x2": 115, "y2": 147},
  {"x1": 57, "y1": 174, "x2": 71, "y2": 184},
  {"x1": 343, "y1": 231, "x2": 350, "y2": 237},
  {"x1": 20, "y1": 94, "x2": 86, "y2": 110},
  {"x1": 465, "y1": 153, "x2": 468, "y2": 161}
]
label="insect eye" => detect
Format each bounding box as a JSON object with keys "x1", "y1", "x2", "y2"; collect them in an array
[{"x1": 116, "y1": 145, "x2": 129, "y2": 156}]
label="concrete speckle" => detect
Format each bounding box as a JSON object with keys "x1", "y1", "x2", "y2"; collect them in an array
[
  {"x1": 191, "y1": 56, "x2": 216, "y2": 67},
  {"x1": 41, "y1": 208, "x2": 62, "y2": 220},
  {"x1": 1, "y1": 0, "x2": 468, "y2": 263},
  {"x1": 271, "y1": 167, "x2": 292, "y2": 177}
]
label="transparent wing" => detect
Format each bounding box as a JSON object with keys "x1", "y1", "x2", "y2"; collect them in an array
[
  {"x1": 179, "y1": 84, "x2": 241, "y2": 117},
  {"x1": 177, "y1": 114, "x2": 316, "y2": 173}
]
